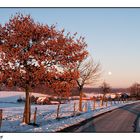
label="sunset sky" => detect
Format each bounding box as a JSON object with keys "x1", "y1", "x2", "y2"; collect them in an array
[{"x1": 0, "y1": 8, "x2": 140, "y2": 88}]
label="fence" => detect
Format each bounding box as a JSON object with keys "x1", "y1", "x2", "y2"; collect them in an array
[{"x1": 0, "y1": 109, "x2": 2, "y2": 130}]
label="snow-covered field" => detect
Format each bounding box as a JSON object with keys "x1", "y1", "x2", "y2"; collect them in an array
[{"x1": 0, "y1": 91, "x2": 139, "y2": 132}]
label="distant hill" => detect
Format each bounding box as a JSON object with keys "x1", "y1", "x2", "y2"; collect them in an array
[{"x1": 71, "y1": 87, "x2": 129, "y2": 96}]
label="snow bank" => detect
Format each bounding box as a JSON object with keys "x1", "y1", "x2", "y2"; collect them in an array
[
  {"x1": 0, "y1": 91, "x2": 140, "y2": 132},
  {"x1": 27, "y1": 100, "x2": 140, "y2": 132}
]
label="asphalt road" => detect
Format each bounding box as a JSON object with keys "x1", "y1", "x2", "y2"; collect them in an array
[{"x1": 65, "y1": 102, "x2": 140, "y2": 132}]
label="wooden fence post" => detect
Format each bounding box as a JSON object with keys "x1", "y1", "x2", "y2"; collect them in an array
[
  {"x1": 85, "y1": 101, "x2": 88, "y2": 112},
  {"x1": 114, "y1": 99, "x2": 116, "y2": 104},
  {"x1": 93, "y1": 98, "x2": 96, "y2": 110},
  {"x1": 73, "y1": 102, "x2": 76, "y2": 116},
  {"x1": 33, "y1": 107, "x2": 37, "y2": 124},
  {"x1": 100, "y1": 97, "x2": 102, "y2": 107},
  {"x1": 56, "y1": 102, "x2": 60, "y2": 119},
  {"x1": 22, "y1": 110, "x2": 25, "y2": 123},
  {"x1": 121, "y1": 98, "x2": 122, "y2": 103},
  {"x1": 118, "y1": 98, "x2": 119, "y2": 104},
  {"x1": 110, "y1": 99, "x2": 112, "y2": 106},
  {"x1": 106, "y1": 99, "x2": 108, "y2": 107},
  {"x1": 83, "y1": 101, "x2": 87, "y2": 112},
  {"x1": 0, "y1": 109, "x2": 3, "y2": 131}
]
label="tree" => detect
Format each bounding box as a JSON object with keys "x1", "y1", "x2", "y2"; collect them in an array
[
  {"x1": 100, "y1": 81, "x2": 111, "y2": 106},
  {"x1": 129, "y1": 82, "x2": 140, "y2": 99},
  {"x1": 0, "y1": 14, "x2": 88, "y2": 124},
  {"x1": 77, "y1": 56, "x2": 101, "y2": 111}
]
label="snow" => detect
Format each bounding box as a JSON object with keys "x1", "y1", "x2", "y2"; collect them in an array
[
  {"x1": 0, "y1": 91, "x2": 48, "y2": 103},
  {"x1": 0, "y1": 91, "x2": 139, "y2": 132},
  {"x1": 85, "y1": 92, "x2": 119, "y2": 99}
]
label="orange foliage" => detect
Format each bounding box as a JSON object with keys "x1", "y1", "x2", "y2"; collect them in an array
[{"x1": 0, "y1": 14, "x2": 88, "y2": 96}]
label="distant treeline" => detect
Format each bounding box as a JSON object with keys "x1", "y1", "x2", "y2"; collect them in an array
[{"x1": 0, "y1": 85, "x2": 129, "y2": 96}]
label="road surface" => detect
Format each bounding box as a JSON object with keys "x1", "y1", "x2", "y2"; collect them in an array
[{"x1": 63, "y1": 102, "x2": 140, "y2": 132}]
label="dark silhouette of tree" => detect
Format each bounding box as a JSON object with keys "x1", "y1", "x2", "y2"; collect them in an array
[
  {"x1": 100, "y1": 81, "x2": 111, "y2": 106},
  {"x1": 129, "y1": 82, "x2": 140, "y2": 99}
]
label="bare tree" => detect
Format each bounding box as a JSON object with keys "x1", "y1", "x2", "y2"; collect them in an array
[
  {"x1": 100, "y1": 81, "x2": 111, "y2": 106},
  {"x1": 77, "y1": 56, "x2": 101, "y2": 111},
  {"x1": 129, "y1": 82, "x2": 140, "y2": 99}
]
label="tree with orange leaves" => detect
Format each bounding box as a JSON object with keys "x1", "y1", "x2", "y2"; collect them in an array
[{"x1": 0, "y1": 14, "x2": 88, "y2": 124}]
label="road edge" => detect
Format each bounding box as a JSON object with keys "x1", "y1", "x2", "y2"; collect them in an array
[
  {"x1": 57, "y1": 100, "x2": 140, "y2": 132},
  {"x1": 135, "y1": 116, "x2": 140, "y2": 132}
]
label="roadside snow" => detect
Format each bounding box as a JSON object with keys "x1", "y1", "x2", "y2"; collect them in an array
[
  {"x1": 0, "y1": 91, "x2": 140, "y2": 132},
  {"x1": 27, "y1": 100, "x2": 140, "y2": 132}
]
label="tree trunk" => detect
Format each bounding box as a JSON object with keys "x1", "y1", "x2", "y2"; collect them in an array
[
  {"x1": 101, "y1": 94, "x2": 105, "y2": 106},
  {"x1": 23, "y1": 87, "x2": 31, "y2": 124},
  {"x1": 79, "y1": 88, "x2": 83, "y2": 112}
]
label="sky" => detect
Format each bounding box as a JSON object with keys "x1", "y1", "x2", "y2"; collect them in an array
[{"x1": 0, "y1": 8, "x2": 140, "y2": 88}]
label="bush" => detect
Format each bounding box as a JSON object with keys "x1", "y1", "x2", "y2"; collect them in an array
[
  {"x1": 17, "y1": 96, "x2": 25, "y2": 103},
  {"x1": 30, "y1": 95, "x2": 36, "y2": 104}
]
